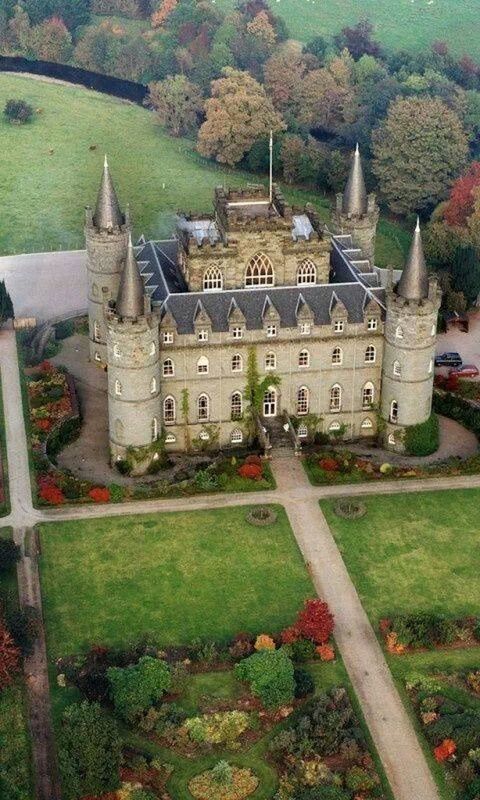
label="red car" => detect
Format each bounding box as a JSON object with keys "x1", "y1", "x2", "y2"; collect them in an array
[{"x1": 449, "y1": 364, "x2": 479, "y2": 378}]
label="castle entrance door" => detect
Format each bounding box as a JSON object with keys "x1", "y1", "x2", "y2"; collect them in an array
[{"x1": 263, "y1": 389, "x2": 277, "y2": 417}]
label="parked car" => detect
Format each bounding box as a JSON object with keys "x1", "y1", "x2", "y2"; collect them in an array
[
  {"x1": 435, "y1": 352, "x2": 463, "y2": 367},
  {"x1": 449, "y1": 364, "x2": 479, "y2": 378}
]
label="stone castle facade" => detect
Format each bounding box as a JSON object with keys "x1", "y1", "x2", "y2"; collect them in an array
[{"x1": 85, "y1": 150, "x2": 441, "y2": 474}]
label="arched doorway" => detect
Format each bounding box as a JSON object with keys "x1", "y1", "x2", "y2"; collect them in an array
[{"x1": 263, "y1": 388, "x2": 277, "y2": 417}]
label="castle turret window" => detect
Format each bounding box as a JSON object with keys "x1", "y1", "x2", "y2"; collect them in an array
[
  {"x1": 231, "y1": 428, "x2": 243, "y2": 444},
  {"x1": 362, "y1": 382, "x2": 374, "y2": 408},
  {"x1": 367, "y1": 318, "x2": 378, "y2": 331},
  {"x1": 197, "y1": 394, "x2": 209, "y2": 421},
  {"x1": 197, "y1": 356, "x2": 209, "y2": 374},
  {"x1": 150, "y1": 376, "x2": 157, "y2": 394},
  {"x1": 231, "y1": 391, "x2": 243, "y2": 420},
  {"x1": 152, "y1": 417, "x2": 158, "y2": 442},
  {"x1": 332, "y1": 347, "x2": 343, "y2": 365},
  {"x1": 114, "y1": 379, "x2": 122, "y2": 396},
  {"x1": 334, "y1": 320, "x2": 344, "y2": 333},
  {"x1": 164, "y1": 396, "x2": 176, "y2": 423},
  {"x1": 330, "y1": 384, "x2": 342, "y2": 412},
  {"x1": 297, "y1": 259, "x2": 316, "y2": 286},
  {"x1": 365, "y1": 345, "x2": 376, "y2": 363},
  {"x1": 113, "y1": 344, "x2": 121, "y2": 358},
  {"x1": 231, "y1": 354, "x2": 243, "y2": 372},
  {"x1": 163, "y1": 359, "x2": 174, "y2": 377},
  {"x1": 245, "y1": 253, "x2": 274, "y2": 287},
  {"x1": 390, "y1": 400, "x2": 398, "y2": 423},
  {"x1": 395, "y1": 326, "x2": 404, "y2": 339},
  {"x1": 431, "y1": 323, "x2": 436, "y2": 336},
  {"x1": 297, "y1": 386, "x2": 309, "y2": 416},
  {"x1": 428, "y1": 358, "x2": 433, "y2": 374},
  {"x1": 298, "y1": 349, "x2": 310, "y2": 368},
  {"x1": 361, "y1": 418, "x2": 373, "y2": 430},
  {"x1": 393, "y1": 360, "x2": 401, "y2": 377},
  {"x1": 265, "y1": 352, "x2": 276, "y2": 370},
  {"x1": 203, "y1": 266, "x2": 223, "y2": 292},
  {"x1": 94, "y1": 321, "x2": 100, "y2": 342},
  {"x1": 150, "y1": 341, "x2": 156, "y2": 356}
]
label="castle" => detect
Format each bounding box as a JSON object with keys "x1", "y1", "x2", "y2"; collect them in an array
[{"x1": 85, "y1": 149, "x2": 441, "y2": 474}]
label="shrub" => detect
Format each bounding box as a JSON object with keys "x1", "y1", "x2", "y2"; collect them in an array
[
  {"x1": 185, "y1": 711, "x2": 250, "y2": 745},
  {"x1": 54, "y1": 319, "x2": 74, "y2": 340},
  {"x1": 109, "y1": 483, "x2": 125, "y2": 503},
  {"x1": 229, "y1": 632, "x2": 254, "y2": 660},
  {"x1": 404, "y1": 413, "x2": 440, "y2": 456},
  {"x1": 318, "y1": 457, "x2": 339, "y2": 472},
  {"x1": 291, "y1": 637, "x2": 316, "y2": 662},
  {"x1": 0, "y1": 621, "x2": 21, "y2": 690},
  {"x1": 254, "y1": 634, "x2": 275, "y2": 651},
  {"x1": 281, "y1": 625, "x2": 301, "y2": 645},
  {"x1": 4, "y1": 99, "x2": 34, "y2": 124},
  {"x1": 316, "y1": 644, "x2": 335, "y2": 662},
  {"x1": 212, "y1": 760, "x2": 233, "y2": 785},
  {"x1": 434, "y1": 738, "x2": 457, "y2": 762},
  {"x1": 107, "y1": 656, "x2": 171, "y2": 722},
  {"x1": 238, "y1": 463, "x2": 263, "y2": 480},
  {"x1": 0, "y1": 539, "x2": 20, "y2": 574},
  {"x1": 39, "y1": 483, "x2": 65, "y2": 505},
  {"x1": 296, "y1": 599, "x2": 334, "y2": 645},
  {"x1": 294, "y1": 789, "x2": 350, "y2": 800},
  {"x1": 6, "y1": 606, "x2": 38, "y2": 656},
  {"x1": 467, "y1": 672, "x2": 480, "y2": 694},
  {"x1": 293, "y1": 668, "x2": 315, "y2": 698},
  {"x1": 392, "y1": 612, "x2": 456, "y2": 648},
  {"x1": 234, "y1": 648, "x2": 295, "y2": 708},
  {"x1": 88, "y1": 486, "x2": 111, "y2": 503},
  {"x1": 245, "y1": 454, "x2": 262, "y2": 466},
  {"x1": 345, "y1": 765, "x2": 377, "y2": 792}
]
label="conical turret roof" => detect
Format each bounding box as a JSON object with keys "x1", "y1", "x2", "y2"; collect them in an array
[
  {"x1": 342, "y1": 144, "x2": 368, "y2": 216},
  {"x1": 116, "y1": 235, "x2": 145, "y2": 319},
  {"x1": 93, "y1": 155, "x2": 124, "y2": 231},
  {"x1": 396, "y1": 218, "x2": 429, "y2": 301}
]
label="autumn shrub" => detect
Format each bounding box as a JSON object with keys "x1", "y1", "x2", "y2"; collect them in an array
[
  {"x1": 466, "y1": 672, "x2": 480, "y2": 694},
  {"x1": 316, "y1": 644, "x2": 335, "y2": 662},
  {"x1": 245, "y1": 454, "x2": 262, "y2": 467},
  {"x1": 434, "y1": 738, "x2": 457, "y2": 762},
  {"x1": 234, "y1": 648, "x2": 295, "y2": 708},
  {"x1": 0, "y1": 620, "x2": 21, "y2": 690},
  {"x1": 184, "y1": 711, "x2": 250, "y2": 745},
  {"x1": 89, "y1": 487, "x2": 111, "y2": 503},
  {"x1": 296, "y1": 599, "x2": 334, "y2": 645},
  {"x1": 107, "y1": 656, "x2": 171, "y2": 722},
  {"x1": 254, "y1": 634, "x2": 275, "y2": 651},
  {"x1": 237, "y1": 463, "x2": 263, "y2": 480},
  {"x1": 38, "y1": 482, "x2": 65, "y2": 505},
  {"x1": 281, "y1": 625, "x2": 300, "y2": 645},
  {"x1": 318, "y1": 457, "x2": 339, "y2": 472}
]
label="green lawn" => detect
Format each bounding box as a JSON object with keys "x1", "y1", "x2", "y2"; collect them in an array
[
  {"x1": 321, "y1": 489, "x2": 480, "y2": 624},
  {"x1": 219, "y1": 0, "x2": 480, "y2": 59},
  {"x1": 39, "y1": 505, "x2": 314, "y2": 658},
  {"x1": 0, "y1": 73, "x2": 408, "y2": 266}
]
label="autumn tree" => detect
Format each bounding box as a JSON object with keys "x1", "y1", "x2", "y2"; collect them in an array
[
  {"x1": 7, "y1": 3, "x2": 31, "y2": 52},
  {"x1": 372, "y1": 96, "x2": 469, "y2": 214},
  {"x1": 29, "y1": 16, "x2": 73, "y2": 62},
  {"x1": 296, "y1": 599, "x2": 334, "y2": 645},
  {"x1": 0, "y1": 620, "x2": 20, "y2": 691},
  {"x1": 296, "y1": 51, "x2": 357, "y2": 135},
  {"x1": 444, "y1": 162, "x2": 480, "y2": 227},
  {"x1": 263, "y1": 48, "x2": 314, "y2": 114},
  {"x1": 148, "y1": 75, "x2": 203, "y2": 136},
  {"x1": 23, "y1": 0, "x2": 91, "y2": 30},
  {"x1": 197, "y1": 67, "x2": 285, "y2": 165},
  {"x1": 151, "y1": 0, "x2": 177, "y2": 27},
  {"x1": 334, "y1": 18, "x2": 383, "y2": 60}
]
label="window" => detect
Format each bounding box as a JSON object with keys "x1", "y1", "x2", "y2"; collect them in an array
[
  {"x1": 297, "y1": 259, "x2": 316, "y2": 286},
  {"x1": 163, "y1": 331, "x2": 174, "y2": 344},
  {"x1": 231, "y1": 428, "x2": 243, "y2": 444},
  {"x1": 115, "y1": 379, "x2": 122, "y2": 396},
  {"x1": 197, "y1": 329, "x2": 209, "y2": 342},
  {"x1": 388, "y1": 433, "x2": 396, "y2": 445},
  {"x1": 361, "y1": 418, "x2": 373, "y2": 430},
  {"x1": 395, "y1": 326, "x2": 404, "y2": 339},
  {"x1": 428, "y1": 358, "x2": 433, "y2": 375},
  {"x1": 365, "y1": 345, "x2": 376, "y2": 363},
  {"x1": 113, "y1": 343, "x2": 121, "y2": 358},
  {"x1": 232, "y1": 326, "x2": 243, "y2": 340},
  {"x1": 334, "y1": 319, "x2": 344, "y2": 333},
  {"x1": 297, "y1": 386, "x2": 309, "y2": 416},
  {"x1": 163, "y1": 396, "x2": 176, "y2": 423},
  {"x1": 431, "y1": 323, "x2": 436, "y2": 336},
  {"x1": 330, "y1": 384, "x2": 342, "y2": 412},
  {"x1": 300, "y1": 322, "x2": 311, "y2": 335},
  {"x1": 266, "y1": 324, "x2": 277, "y2": 338},
  {"x1": 390, "y1": 400, "x2": 398, "y2": 424},
  {"x1": 329, "y1": 421, "x2": 341, "y2": 432},
  {"x1": 163, "y1": 359, "x2": 174, "y2": 377},
  {"x1": 203, "y1": 266, "x2": 223, "y2": 292},
  {"x1": 165, "y1": 433, "x2": 176, "y2": 443},
  {"x1": 94, "y1": 351, "x2": 101, "y2": 362},
  {"x1": 298, "y1": 349, "x2": 310, "y2": 368},
  {"x1": 231, "y1": 354, "x2": 243, "y2": 372},
  {"x1": 231, "y1": 391, "x2": 243, "y2": 420},
  {"x1": 151, "y1": 417, "x2": 158, "y2": 442},
  {"x1": 94, "y1": 321, "x2": 100, "y2": 342},
  {"x1": 265, "y1": 352, "x2": 276, "y2": 370},
  {"x1": 362, "y1": 381, "x2": 374, "y2": 408},
  {"x1": 298, "y1": 424, "x2": 308, "y2": 438},
  {"x1": 197, "y1": 356, "x2": 209, "y2": 374},
  {"x1": 332, "y1": 347, "x2": 343, "y2": 365},
  {"x1": 245, "y1": 253, "x2": 274, "y2": 287},
  {"x1": 150, "y1": 341, "x2": 156, "y2": 356},
  {"x1": 197, "y1": 394, "x2": 209, "y2": 421},
  {"x1": 393, "y1": 360, "x2": 401, "y2": 377},
  {"x1": 367, "y1": 318, "x2": 378, "y2": 331},
  {"x1": 199, "y1": 430, "x2": 210, "y2": 441},
  {"x1": 150, "y1": 376, "x2": 157, "y2": 394}
]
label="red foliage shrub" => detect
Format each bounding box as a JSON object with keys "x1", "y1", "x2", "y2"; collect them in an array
[
  {"x1": 39, "y1": 483, "x2": 65, "y2": 505},
  {"x1": 39, "y1": 360, "x2": 54, "y2": 373},
  {"x1": 0, "y1": 620, "x2": 21, "y2": 690},
  {"x1": 296, "y1": 599, "x2": 334, "y2": 644},
  {"x1": 36, "y1": 418, "x2": 52, "y2": 432},
  {"x1": 316, "y1": 644, "x2": 335, "y2": 661},
  {"x1": 88, "y1": 487, "x2": 111, "y2": 503},
  {"x1": 318, "y1": 457, "x2": 339, "y2": 472},
  {"x1": 238, "y1": 463, "x2": 263, "y2": 480},
  {"x1": 280, "y1": 625, "x2": 301, "y2": 645},
  {"x1": 434, "y1": 739, "x2": 456, "y2": 762},
  {"x1": 444, "y1": 162, "x2": 480, "y2": 227},
  {"x1": 245, "y1": 454, "x2": 262, "y2": 466}
]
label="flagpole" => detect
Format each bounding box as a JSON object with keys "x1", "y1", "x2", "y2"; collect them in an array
[{"x1": 269, "y1": 130, "x2": 273, "y2": 204}]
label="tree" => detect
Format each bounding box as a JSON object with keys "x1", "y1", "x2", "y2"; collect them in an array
[
  {"x1": 7, "y1": 3, "x2": 31, "y2": 51},
  {"x1": 58, "y1": 701, "x2": 121, "y2": 800},
  {"x1": 4, "y1": 98, "x2": 34, "y2": 125},
  {"x1": 303, "y1": 35, "x2": 327, "y2": 65},
  {"x1": 0, "y1": 538, "x2": 20, "y2": 574},
  {"x1": 197, "y1": 67, "x2": 285, "y2": 165},
  {"x1": 451, "y1": 244, "x2": 480, "y2": 305},
  {"x1": 296, "y1": 599, "x2": 334, "y2": 644},
  {"x1": 107, "y1": 655, "x2": 170, "y2": 721},
  {"x1": 296, "y1": 52, "x2": 357, "y2": 134},
  {"x1": 234, "y1": 648, "x2": 295, "y2": 708},
  {"x1": 29, "y1": 16, "x2": 73, "y2": 62},
  {"x1": 0, "y1": 281, "x2": 14, "y2": 324},
  {"x1": 151, "y1": 0, "x2": 178, "y2": 28},
  {"x1": 444, "y1": 162, "x2": 480, "y2": 227},
  {"x1": 0, "y1": 620, "x2": 21, "y2": 691},
  {"x1": 23, "y1": 0, "x2": 92, "y2": 30},
  {"x1": 148, "y1": 75, "x2": 203, "y2": 136},
  {"x1": 372, "y1": 96, "x2": 469, "y2": 215},
  {"x1": 263, "y1": 48, "x2": 313, "y2": 114},
  {"x1": 334, "y1": 18, "x2": 383, "y2": 60}
]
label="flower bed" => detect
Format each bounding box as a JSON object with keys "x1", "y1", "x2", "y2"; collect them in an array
[
  {"x1": 189, "y1": 765, "x2": 258, "y2": 800},
  {"x1": 380, "y1": 614, "x2": 480, "y2": 655}
]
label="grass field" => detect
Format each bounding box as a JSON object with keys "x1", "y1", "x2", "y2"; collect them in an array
[
  {"x1": 219, "y1": 0, "x2": 480, "y2": 59},
  {"x1": 0, "y1": 73, "x2": 409, "y2": 266},
  {"x1": 39, "y1": 505, "x2": 315, "y2": 658},
  {"x1": 321, "y1": 489, "x2": 480, "y2": 624}
]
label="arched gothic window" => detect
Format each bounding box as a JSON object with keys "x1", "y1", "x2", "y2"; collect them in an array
[
  {"x1": 332, "y1": 347, "x2": 343, "y2": 365},
  {"x1": 297, "y1": 386, "x2": 309, "y2": 416},
  {"x1": 163, "y1": 359, "x2": 174, "y2": 377},
  {"x1": 231, "y1": 391, "x2": 243, "y2": 420},
  {"x1": 298, "y1": 349, "x2": 310, "y2": 368},
  {"x1": 197, "y1": 394, "x2": 209, "y2": 421},
  {"x1": 113, "y1": 343, "x2": 121, "y2": 358},
  {"x1": 114, "y1": 379, "x2": 122, "y2": 396},
  {"x1": 231, "y1": 354, "x2": 243, "y2": 373},
  {"x1": 365, "y1": 345, "x2": 376, "y2": 363},
  {"x1": 362, "y1": 381, "x2": 374, "y2": 408},
  {"x1": 393, "y1": 360, "x2": 401, "y2": 377},
  {"x1": 94, "y1": 320, "x2": 100, "y2": 342},
  {"x1": 396, "y1": 326, "x2": 404, "y2": 339},
  {"x1": 245, "y1": 253, "x2": 274, "y2": 287},
  {"x1": 361, "y1": 418, "x2": 373, "y2": 430},
  {"x1": 231, "y1": 428, "x2": 243, "y2": 444},
  {"x1": 203, "y1": 266, "x2": 223, "y2": 292},
  {"x1": 151, "y1": 417, "x2": 158, "y2": 442},
  {"x1": 330, "y1": 384, "x2": 342, "y2": 412},
  {"x1": 390, "y1": 400, "x2": 398, "y2": 423},
  {"x1": 297, "y1": 259, "x2": 316, "y2": 286},
  {"x1": 197, "y1": 356, "x2": 209, "y2": 375},
  {"x1": 150, "y1": 376, "x2": 157, "y2": 394},
  {"x1": 163, "y1": 396, "x2": 176, "y2": 423}
]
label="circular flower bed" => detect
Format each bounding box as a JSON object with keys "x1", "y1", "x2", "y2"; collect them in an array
[
  {"x1": 246, "y1": 507, "x2": 277, "y2": 526},
  {"x1": 333, "y1": 499, "x2": 367, "y2": 519},
  {"x1": 189, "y1": 766, "x2": 258, "y2": 800}
]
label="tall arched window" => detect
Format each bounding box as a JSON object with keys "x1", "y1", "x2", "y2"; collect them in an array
[
  {"x1": 163, "y1": 396, "x2": 176, "y2": 423},
  {"x1": 265, "y1": 352, "x2": 276, "y2": 370},
  {"x1": 94, "y1": 320, "x2": 100, "y2": 342},
  {"x1": 163, "y1": 358, "x2": 174, "y2": 377},
  {"x1": 362, "y1": 381, "x2": 374, "y2": 408},
  {"x1": 114, "y1": 379, "x2": 122, "y2": 396},
  {"x1": 245, "y1": 253, "x2": 274, "y2": 287},
  {"x1": 197, "y1": 394, "x2": 209, "y2": 421},
  {"x1": 332, "y1": 347, "x2": 343, "y2": 365},
  {"x1": 298, "y1": 349, "x2": 310, "y2": 368},
  {"x1": 150, "y1": 341, "x2": 156, "y2": 356},
  {"x1": 231, "y1": 428, "x2": 243, "y2": 444},
  {"x1": 330, "y1": 384, "x2": 342, "y2": 412},
  {"x1": 150, "y1": 376, "x2": 157, "y2": 394},
  {"x1": 395, "y1": 326, "x2": 404, "y2": 339},
  {"x1": 297, "y1": 259, "x2": 316, "y2": 286},
  {"x1": 203, "y1": 266, "x2": 223, "y2": 292},
  {"x1": 151, "y1": 417, "x2": 158, "y2": 442},
  {"x1": 390, "y1": 400, "x2": 398, "y2": 423},
  {"x1": 297, "y1": 386, "x2": 309, "y2": 416},
  {"x1": 393, "y1": 360, "x2": 401, "y2": 377},
  {"x1": 231, "y1": 354, "x2": 243, "y2": 372},
  {"x1": 113, "y1": 343, "x2": 121, "y2": 358},
  {"x1": 365, "y1": 345, "x2": 376, "y2": 363},
  {"x1": 231, "y1": 391, "x2": 243, "y2": 420},
  {"x1": 197, "y1": 356, "x2": 209, "y2": 375}
]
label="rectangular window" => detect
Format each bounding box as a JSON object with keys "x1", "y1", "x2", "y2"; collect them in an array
[
  {"x1": 197, "y1": 329, "x2": 209, "y2": 342},
  {"x1": 266, "y1": 324, "x2": 277, "y2": 338},
  {"x1": 300, "y1": 323, "x2": 311, "y2": 335},
  {"x1": 334, "y1": 320, "x2": 344, "y2": 333},
  {"x1": 367, "y1": 318, "x2": 378, "y2": 331},
  {"x1": 232, "y1": 327, "x2": 243, "y2": 340},
  {"x1": 163, "y1": 331, "x2": 174, "y2": 344}
]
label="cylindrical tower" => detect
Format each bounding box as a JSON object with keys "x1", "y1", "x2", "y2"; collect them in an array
[
  {"x1": 86, "y1": 156, "x2": 131, "y2": 366},
  {"x1": 106, "y1": 238, "x2": 161, "y2": 474},
  {"x1": 381, "y1": 221, "x2": 441, "y2": 452}
]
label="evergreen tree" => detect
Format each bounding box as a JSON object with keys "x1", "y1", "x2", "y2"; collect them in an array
[
  {"x1": 0, "y1": 281, "x2": 14, "y2": 324},
  {"x1": 451, "y1": 244, "x2": 480, "y2": 305}
]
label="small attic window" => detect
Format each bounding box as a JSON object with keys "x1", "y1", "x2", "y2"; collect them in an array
[
  {"x1": 334, "y1": 319, "x2": 344, "y2": 333},
  {"x1": 197, "y1": 329, "x2": 209, "y2": 342}
]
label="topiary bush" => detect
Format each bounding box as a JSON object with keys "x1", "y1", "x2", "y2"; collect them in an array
[
  {"x1": 234, "y1": 648, "x2": 295, "y2": 708},
  {"x1": 293, "y1": 667, "x2": 315, "y2": 698},
  {"x1": 404, "y1": 413, "x2": 439, "y2": 456}
]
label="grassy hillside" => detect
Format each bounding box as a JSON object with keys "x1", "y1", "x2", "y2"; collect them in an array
[
  {"x1": 218, "y1": 0, "x2": 480, "y2": 59},
  {"x1": 0, "y1": 73, "x2": 409, "y2": 264}
]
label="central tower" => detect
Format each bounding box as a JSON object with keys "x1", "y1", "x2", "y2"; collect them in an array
[{"x1": 331, "y1": 145, "x2": 379, "y2": 267}]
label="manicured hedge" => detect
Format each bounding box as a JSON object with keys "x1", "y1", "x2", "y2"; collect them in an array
[
  {"x1": 404, "y1": 413, "x2": 440, "y2": 456},
  {"x1": 433, "y1": 390, "x2": 480, "y2": 439}
]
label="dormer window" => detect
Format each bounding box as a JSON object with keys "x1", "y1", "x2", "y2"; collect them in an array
[
  {"x1": 198, "y1": 329, "x2": 209, "y2": 342},
  {"x1": 266, "y1": 324, "x2": 277, "y2": 338},
  {"x1": 163, "y1": 331, "x2": 174, "y2": 344},
  {"x1": 334, "y1": 320, "x2": 345, "y2": 333},
  {"x1": 300, "y1": 322, "x2": 311, "y2": 335},
  {"x1": 232, "y1": 326, "x2": 243, "y2": 340},
  {"x1": 367, "y1": 318, "x2": 378, "y2": 331}
]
